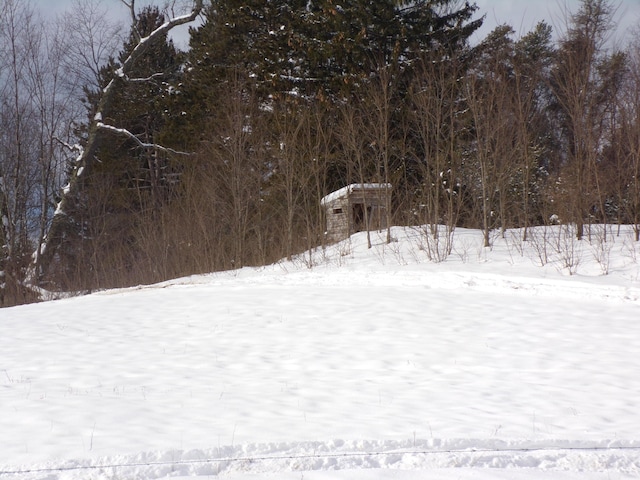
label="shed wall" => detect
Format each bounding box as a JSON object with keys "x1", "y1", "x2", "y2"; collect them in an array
[{"x1": 322, "y1": 184, "x2": 391, "y2": 243}]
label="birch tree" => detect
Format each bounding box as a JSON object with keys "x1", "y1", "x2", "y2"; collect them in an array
[{"x1": 31, "y1": 0, "x2": 204, "y2": 288}]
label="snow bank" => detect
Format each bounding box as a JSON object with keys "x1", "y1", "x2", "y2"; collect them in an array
[{"x1": 1, "y1": 225, "x2": 640, "y2": 480}]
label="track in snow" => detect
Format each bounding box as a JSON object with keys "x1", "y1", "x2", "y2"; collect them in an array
[{"x1": 4, "y1": 439, "x2": 640, "y2": 479}]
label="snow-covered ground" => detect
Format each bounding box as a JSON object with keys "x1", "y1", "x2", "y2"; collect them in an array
[{"x1": 2, "y1": 225, "x2": 640, "y2": 480}]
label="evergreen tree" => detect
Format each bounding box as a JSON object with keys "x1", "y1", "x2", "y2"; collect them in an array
[
  {"x1": 61, "y1": 6, "x2": 184, "y2": 290},
  {"x1": 313, "y1": 0, "x2": 482, "y2": 98},
  {"x1": 180, "y1": 0, "x2": 482, "y2": 111}
]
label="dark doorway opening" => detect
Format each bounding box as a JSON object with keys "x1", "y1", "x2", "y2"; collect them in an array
[{"x1": 352, "y1": 203, "x2": 372, "y2": 232}]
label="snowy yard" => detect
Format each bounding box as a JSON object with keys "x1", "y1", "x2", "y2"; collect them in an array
[{"x1": 1, "y1": 226, "x2": 640, "y2": 479}]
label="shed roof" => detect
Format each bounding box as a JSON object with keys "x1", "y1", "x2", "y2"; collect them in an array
[{"x1": 320, "y1": 183, "x2": 392, "y2": 206}]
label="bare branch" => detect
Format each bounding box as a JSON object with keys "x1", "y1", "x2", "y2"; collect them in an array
[
  {"x1": 61, "y1": 0, "x2": 124, "y2": 90},
  {"x1": 120, "y1": 0, "x2": 138, "y2": 39}
]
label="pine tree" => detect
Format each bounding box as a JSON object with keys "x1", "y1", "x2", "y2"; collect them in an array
[
  {"x1": 180, "y1": 0, "x2": 482, "y2": 110},
  {"x1": 309, "y1": 0, "x2": 482, "y2": 99},
  {"x1": 60, "y1": 6, "x2": 184, "y2": 290}
]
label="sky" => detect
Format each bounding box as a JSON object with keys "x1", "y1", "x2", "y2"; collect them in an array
[
  {"x1": 33, "y1": 0, "x2": 640, "y2": 49},
  {"x1": 35, "y1": 0, "x2": 196, "y2": 48},
  {"x1": 472, "y1": 0, "x2": 640, "y2": 45}
]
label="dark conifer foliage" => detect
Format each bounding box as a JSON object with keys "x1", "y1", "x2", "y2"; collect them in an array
[
  {"x1": 7, "y1": 0, "x2": 640, "y2": 305},
  {"x1": 182, "y1": 0, "x2": 482, "y2": 107},
  {"x1": 58, "y1": 6, "x2": 184, "y2": 290},
  {"x1": 313, "y1": 0, "x2": 481, "y2": 96}
]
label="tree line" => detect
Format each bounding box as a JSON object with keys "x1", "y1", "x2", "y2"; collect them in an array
[{"x1": 1, "y1": 0, "x2": 639, "y2": 306}]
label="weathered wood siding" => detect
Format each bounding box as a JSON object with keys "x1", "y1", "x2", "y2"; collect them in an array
[
  {"x1": 321, "y1": 184, "x2": 392, "y2": 243},
  {"x1": 325, "y1": 197, "x2": 350, "y2": 242}
]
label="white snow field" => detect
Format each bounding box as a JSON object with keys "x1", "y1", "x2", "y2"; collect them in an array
[{"x1": 2, "y1": 225, "x2": 640, "y2": 480}]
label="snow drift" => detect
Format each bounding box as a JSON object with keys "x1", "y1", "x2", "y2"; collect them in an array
[{"x1": 1, "y1": 225, "x2": 640, "y2": 479}]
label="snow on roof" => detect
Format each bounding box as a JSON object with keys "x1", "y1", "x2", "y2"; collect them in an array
[{"x1": 320, "y1": 183, "x2": 392, "y2": 206}]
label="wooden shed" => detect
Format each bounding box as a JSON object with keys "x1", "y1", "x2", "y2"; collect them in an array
[{"x1": 320, "y1": 183, "x2": 392, "y2": 243}]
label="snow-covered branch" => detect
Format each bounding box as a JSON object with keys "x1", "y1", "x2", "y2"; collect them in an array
[
  {"x1": 54, "y1": 137, "x2": 84, "y2": 156},
  {"x1": 119, "y1": 1, "x2": 203, "y2": 77},
  {"x1": 96, "y1": 122, "x2": 192, "y2": 156},
  {"x1": 127, "y1": 72, "x2": 166, "y2": 83}
]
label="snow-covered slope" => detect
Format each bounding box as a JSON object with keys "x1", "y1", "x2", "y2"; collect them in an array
[{"x1": 1, "y1": 226, "x2": 640, "y2": 479}]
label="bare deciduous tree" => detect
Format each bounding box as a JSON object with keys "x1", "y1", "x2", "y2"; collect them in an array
[
  {"x1": 0, "y1": 0, "x2": 80, "y2": 304},
  {"x1": 617, "y1": 33, "x2": 640, "y2": 240},
  {"x1": 337, "y1": 101, "x2": 374, "y2": 248},
  {"x1": 62, "y1": 0, "x2": 124, "y2": 92},
  {"x1": 197, "y1": 69, "x2": 269, "y2": 269},
  {"x1": 364, "y1": 62, "x2": 395, "y2": 245},
  {"x1": 465, "y1": 26, "x2": 519, "y2": 247},
  {"x1": 511, "y1": 22, "x2": 554, "y2": 240},
  {"x1": 551, "y1": 0, "x2": 617, "y2": 240},
  {"x1": 409, "y1": 50, "x2": 467, "y2": 260}
]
